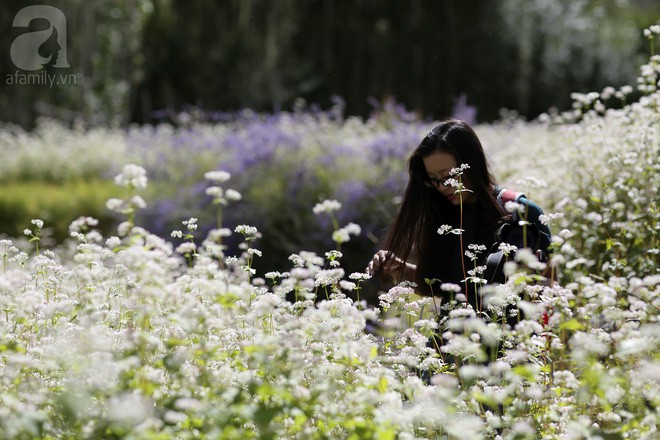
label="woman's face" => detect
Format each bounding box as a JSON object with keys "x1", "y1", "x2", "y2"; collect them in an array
[{"x1": 422, "y1": 152, "x2": 475, "y2": 205}]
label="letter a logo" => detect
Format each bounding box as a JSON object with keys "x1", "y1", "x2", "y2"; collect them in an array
[{"x1": 10, "y1": 5, "x2": 70, "y2": 71}]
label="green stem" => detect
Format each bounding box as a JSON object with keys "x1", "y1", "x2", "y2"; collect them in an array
[
  {"x1": 217, "y1": 205, "x2": 223, "y2": 230},
  {"x1": 458, "y1": 180, "x2": 468, "y2": 303}
]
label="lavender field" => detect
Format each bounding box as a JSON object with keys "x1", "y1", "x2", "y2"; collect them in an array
[{"x1": 0, "y1": 28, "x2": 658, "y2": 440}]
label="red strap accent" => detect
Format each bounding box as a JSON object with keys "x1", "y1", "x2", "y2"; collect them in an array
[{"x1": 500, "y1": 189, "x2": 520, "y2": 204}]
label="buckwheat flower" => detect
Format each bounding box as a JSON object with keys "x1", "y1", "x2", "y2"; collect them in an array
[
  {"x1": 503, "y1": 261, "x2": 518, "y2": 276},
  {"x1": 252, "y1": 277, "x2": 265, "y2": 286},
  {"x1": 511, "y1": 420, "x2": 535, "y2": 437},
  {"x1": 174, "y1": 397, "x2": 203, "y2": 412},
  {"x1": 616, "y1": 336, "x2": 653, "y2": 358},
  {"x1": 204, "y1": 170, "x2": 231, "y2": 182},
  {"x1": 106, "y1": 236, "x2": 122, "y2": 249},
  {"x1": 505, "y1": 201, "x2": 525, "y2": 214},
  {"x1": 449, "y1": 163, "x2": 470, "y2": 176},
  {"x1": 438, "y1": 224, "x2": 452, "y2": 235},
  {"x1": 571, "y1": 332, "x2": 609, "y2": 364},
  {"x1": 247, "y1": 248, "x2": 262, "y2": 257},
  {"x1": 265, "y1": 271, "x2": 281, "y2": 280},
  {"x1": 205, "y1": 186, "x2": 223, "y2": 198},
  {"x1": 235, "y1": 225, "x2": 258, "y2": 236},
  {"x1": 119, "y1": 223, "x2": 138, "y2": 239},
  {"x1": 314, "y1": 268, "x2": 344, "y2": 287},
  {"x1": 414, "y1": 319, "x2": 439, "y2": 331},
  {"x1": 349, "y1": 272, "x2": 371, "y2": 281},
  {"x1": 585, "y1": 212, "x2": 603, "y2": 224},
  {"x1": 548, "y1": 254, "x2": 566, "y2": 268},
  {"x1": 334, "y1": 223, "x2": 361, "y2": 244},
  {"x1": 107, "y1": 392, "x2": 154, "y2": 425},
  {"x1": 171, "y1": 230, "x2": 183, "y2": 238},
  {"x1": 106, "y1": 198, "x2": 125, "y2": 212},
  {"x1": 182, "y1": 218, "x2": 198, "y2": 231},
  {"x1": 31, "y1": 219, "x2": 44, "y2": 229},
  {"x1": 164, "y1": 410, "x2": 187, "y2": 425},
  {"x1": 130, "y1": 195, "x2": 147, "y2": 209},
  {"x1": 176, "y1": 242, "x2": 197, "y2": 255},
  {"x1": 325, "y1": 250, "x2": 342, "y2": 261},
  {"x1": 313, "y1": 199, "x2": 342, "y2": 215},
  {"x1": 288, "y1": 253, "x2": 305, "y2": 267},
  {"x1": 332, "y1": 228, "x2": 350, "y2": 243},
  {"x1": 444, "y1": 177, "x2": 460, "y2": 188},
  {"x1": 539, "y1": 212, "x2": 564, "y2": 225},
  {"x1": 439, "y1": 283, "x2": 461, "y2": 293},
  {"x1": 23, "y1": 228, "x2": 32, "y2": 236},
  {"x1": 467, "y1": 266, "x2": 485, "y2": 277},
  {"x1": 499, "y1": 242, "x2": 518, "y2": 256},
  {"x1": 558, "y1": 229, "x2": 574, "y2": 240},
  {"x1": 620, "y1": 85, "x2": 633, "y2": 95},
  {"x1": 114, "y1": 164, "x2": 148, "y2": 189},
  {"x1": 517, "y1": 177, "x2": 548, "y2": 189},
  {"x1": 601, "y1": 86, "x2": 616, "y2": 100},
  {"x1": 225, "y1": 189, "x2": 242, "y2": 201},
  {"x1": 339, "y1": 280, "x2": 356, "y2": 291},
  {"x1": 515, "y1": 248, "x2": 546, "y2": 271}
]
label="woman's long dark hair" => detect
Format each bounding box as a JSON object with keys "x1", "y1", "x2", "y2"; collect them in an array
[{"x1": 383, "y1": 118, "x2": 505, "y2": 293}]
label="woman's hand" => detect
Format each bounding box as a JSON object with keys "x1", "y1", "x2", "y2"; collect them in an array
[
  {"x1": 366, "y1": 250, "x2": 390, "y2": 276},
  {"x1": 366, "y1": 250, "x2": 417, "y2": 282}
]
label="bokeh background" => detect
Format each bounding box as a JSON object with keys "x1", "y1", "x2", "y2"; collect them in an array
[
  {"x1": 2, "y1": 0, "x2": 658, "y2": 127},
  {"x1": 1, "y1": 0, "x2": 658, "y2": 277}
]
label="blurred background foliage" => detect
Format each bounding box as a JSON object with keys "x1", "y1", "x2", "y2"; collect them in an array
[
  {"x1": 1, "y1": 0, "x2": 658, "y2": 128},
  {"x1": 0, "y1": 0, "x2": 658, "y2": 280}
]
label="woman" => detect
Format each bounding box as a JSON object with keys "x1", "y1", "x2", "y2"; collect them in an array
[{"x1": 366, "y1": 118, "x2": 551, "y2": 312}]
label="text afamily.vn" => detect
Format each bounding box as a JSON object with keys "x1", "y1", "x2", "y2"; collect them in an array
[{"x1": 5, "y1": 70, "x2": 77, "y2": 87}]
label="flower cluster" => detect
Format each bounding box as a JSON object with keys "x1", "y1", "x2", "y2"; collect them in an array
[{"x1": 0, "y1": 25, "x2": 658, "y2": 439}]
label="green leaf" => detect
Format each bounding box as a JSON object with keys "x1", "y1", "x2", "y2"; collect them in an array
[
  {"x1": 559, "y1": 318, "x2": 585, "y2": 331},
  {"x1": 512, "y1": 365, "x2": 536, "y2": 381},
  {"x1": 377, "y1": 376, "x2": 388, "y2": 394}
]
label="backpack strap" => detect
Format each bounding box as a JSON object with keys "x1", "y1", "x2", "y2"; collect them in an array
[{"x1": 495, "y1": 187, "x2": 526, "y2": 220}]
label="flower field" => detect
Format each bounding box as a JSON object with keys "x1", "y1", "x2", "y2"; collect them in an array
[{"x1": 0, "y1": 29, "x2": 658, "y2": 440}]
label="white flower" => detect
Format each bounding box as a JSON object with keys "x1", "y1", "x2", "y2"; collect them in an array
[
  {"x1": 117, "y1": 221, "x2": 133, "y2": 236},
  {"x1": 339, "y1": 280, "x2": 356, "y2": 291},
  {"x1": 440, "y1": 283, "x2": 462, "y2": 293},
  {"x1": 235, "y1": 225, "x2": 258, "y2": 236},
  {"x1": 205, "y1": 186, "x2": 223, "y2": 198},
  {"x1": 225, "y1": 189, "x2": 242, "y2": 201},
  {"x1": 438, "y1": 224, "x2": 453, "y2": 235},
  {"x1": 505, "y1": 201, "x2": 525, "y2": 214},
  {"x1": 182, "y1": 218, "x2": 198, "y2": 231},
  {"x1": 176, "y1": 242, "x2": 197, "y2": 255},
  {"x1": 130, "y1": 195, "x2": 147, "y2": 209},
  {"x1": 314, "y1": 268, "x2": 344, "y2": 287},
  {"x1": 332, "y1": 229, "x2": 350, "y2": 243},
  {"x1": 106, "y1": 198, "x2": 125, "y2": 212},
  {"x1": 106, "y1": 236, "x2": 122, "y2": 249},
  {"x1": 247, "y1": 248, "x2": 262, "y2": 257},
  {"x1": 114, "y1": 164, "x2": 148, "y2": 189},
  {"x1": 313, "y1": 199, "x2": 342, "y2": 215},
  {"x1": 449, "y1": 163, "x2": 470, "y2": 176},
  {"x1": 498, "y1": 242, "x2": 518, "y2": 256},
  {"x1": 204, "y1": 170, "x2": 231, "y2": 182},
  {"x1": 107, "y1": 392, "x2": 153, "y2": 425}
]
